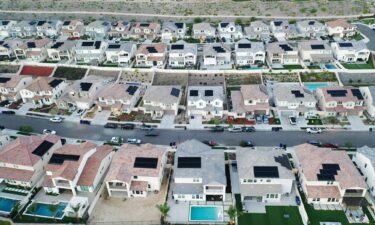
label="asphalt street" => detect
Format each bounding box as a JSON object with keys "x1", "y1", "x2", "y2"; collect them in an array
[
  {"x1": 0, "y1": 114, "x2": 374, "y2": 147},
  {"x1": 355, "y1": 23, "x2": 375, "y2": 51}
]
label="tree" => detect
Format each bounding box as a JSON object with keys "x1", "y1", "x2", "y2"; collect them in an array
[
  {"x1": 226, "y1": 205, "x2": 243, "y2": 225},
  {"x1": 156, "y1": 202, "x2": 170, "y2": 225},
  {"x1": 235, "y1": 18, "x2": 242, "y2": 26},
  {"x1": 48, "y1": 204, "x2": 58, "y2": 222},
  {"x1": 19, "y1": 125, "x2": 33, "y2": 134},
  {"x1": 70, "y1": 203, "x2": 81, "y2": 223},
  {"x1": 11, "y1": 202, "x2": 22, "y2": 219},
  {"x1": 193, "y1": 17, "x2": 202, "y2": 23}
]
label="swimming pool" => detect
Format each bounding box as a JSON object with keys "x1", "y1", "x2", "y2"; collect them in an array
[
  {"x1": 25, "y1": 202, "x2": 68, "y2": 219},
  {"x1": 190, "y1": 205, "x2": 223, "y2": 221},
  {"x1": 304, "y1": 83, "x2": 329, "y2": 91},
  {"x1": 325, "y1": 64, "x2": 336, "y2": 69},
  {"x1": 0, "y1": 197, "x2": 19, "y2": 214}
]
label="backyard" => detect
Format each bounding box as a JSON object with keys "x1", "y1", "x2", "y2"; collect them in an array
[
  {"x1": 341, "y1": 60, "x2": 375, "y2": 70},
  {"x1": 300, "y1": 71, "x2": 337, "y2": 82},
  {"x1": 225, "y1": 73, "x2": 262, "y2": 85},
  {"x1": 263, "y1": 73, "x2": 300, "y2": 83},
  {"x1": 53, "y1": 67, "x2": 87, "y2": 80},
  {"x1": 238, "y1": 206, "x2": 303, "y2": 225}
]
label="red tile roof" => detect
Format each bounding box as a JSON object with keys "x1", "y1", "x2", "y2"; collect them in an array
[{"x1": 20, "y1": 65, "x2": 54, "y2": 77}]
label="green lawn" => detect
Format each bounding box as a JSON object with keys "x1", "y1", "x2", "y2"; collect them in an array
[
  {"x1": 307, "y1": 65, "x2": 321, "y2": 69},
  {"x1": 280, "y1": 65, "x2": 304, "y2": 70},
  {"x1": 349, "y1": 32, "x2": 364, "y2": 41},
  {"x1": 342, "y1": 60, "x2": 375, "y2": 69},
  {"x1": 300, "y1": 71, "x2": 337, "y2": 82},
  {"x1": 238, "y1": 206, "x2": 303, "y2": 225},
  {"x1": 307, "y1": 118, "x2": 323, "y2": 125},
  {"x1": 0, "y1": 221, "x2": 11, "y2": 225}
]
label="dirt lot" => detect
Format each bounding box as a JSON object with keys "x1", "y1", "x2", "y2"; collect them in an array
[
  {"x1": 152, "y1": 72, "x2": 188, "y2": 86},
  {"x1": 263, "y1": 72, "x2": 300, "y2": 83},
  {"x1": 225, "y1": 73, "x2": 262, "y2": 86},
  {"x1": 121, "y1": 70, "x2": 154, "y2": 84}
]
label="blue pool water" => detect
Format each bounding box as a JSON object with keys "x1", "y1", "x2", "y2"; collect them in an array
[
  {"x1": 304, "y1": 83, "x2": 329, "y2": 91},
  {"x1": 25, "y1": 202, "x2": 68, "y2": 219},
  {"x1": 325, "y1": 64, "x2": 336, "y2": 69},
  {"x1": 190, "y1": 206, "x2": 223, "y2": 221},
  {"x1": 0, "y1": 197, "x2": 19, "y2": 213}
]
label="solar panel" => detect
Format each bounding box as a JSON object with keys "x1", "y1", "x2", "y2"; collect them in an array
[
  {"x1": 274, "y1": 154, "x2": 292, "y2": 170},
  {"x1": 170, "y1": 87, "x2": 180, "y2": 97},
  {"x1": 134, "y1": 157, "x2": 158, "y2": 169},
  {"x1": 94, "y1": 41, "x2": 101, "y2": 49},
  {"x1": 351, "y1": 89, "x2": 364, "y2": 100},
  {"x1": 190, "y1": 90, "x2": 198, "y2": 96},
  {"x1": 126, "y1": 85, "x2": 138, "y2": 95},
  {"x1": 220, "y1": 22, "x2": 229, "y2": 28},
  {"x1": 311, "y1": 44, "x2": 325, "y2": 50},
  {"x1": 213, "y1": 46, "x2": 226, "y2": 53},
  {"x1": 0, "y1": 77, "x2": 11, "y2": 83},
  {"x1": 2, "y1": 21, "x2": 9, "y2": 26},
  {"x1": 308, "y1": 21, "x2": 315, "y2": 25},
  {"x1": 140, "y1": 23, "x2": 149, "y2": 27},
  {"x1": 49, "y1": 79, "x2": 63, "y2": 88},
  {"x1": 49, "y1": 153, "x2": 80, "y2": 165},
  {"x1": 279, "y1": 44, "x2": 293, "y2": 52},
  {"x1": 27, "y1": 42, "x2": 36, "y2": 48},
  {"x1": 32, "y1": 141, "x2": 54, "y2": 157},
  {"x1": 205, "y1": 90, "x2": 213, "y2": 97},
  {"x1": 102, "y1": 21, "x2": 109, "y2": 26},
  {"x1": 338, "y1": 42, "x2": 353, "y2": 48},
  {"x1": 177, "y1": 157, "x2": 201, "y2": 168},
  {"x1": 238, "y1": 43, "x2": 251, "y2": 49},
  {"x1": 80, "y1": 82, "x2": 93, "y2": 91},
  {"x1": 108, "y1": 44, "x2": 121, "y2": 49},
  {"x1": 317, "y1": 163, "x2": 340, "y2": 181},
  {"x1": 291, "y1": 90, "x2": 304, "y2": 98},
  {"x1": 175, "y1": 22, "x2": 183, "y2": 29},
  {"x1": 0, "y1": 41, "x2": 4, "y2": 45},
  {"x1": 37, "y1": 20, "x2": 46, "y2": 26},
  {"x1": 322, "y1": 164, "x2": 340, "y2": 170},
  {"x1": 63, "y1": 20, "x2": 71, "y2": 26},
  {"x1": 171, "y1": 44, "x2": 184, "y2": 50},
  {"x1": 327, "y1": 90, "x2": 347, "y2": 97},
  {"x1": 146, "y1": 46, "x2": 157, "y2": 53},
  {"x1": 82, "y1": 41, "x2": 94, "y2": 47},
  {"x1": 29, "y1": 21, "x2": 37, "y2": 26},
  {"x1": 254, "y1": 166, "x2": 279, "y2": 178},
  {"x1": 274, "y1": 21, "x2": 282, "y2": 26},
  {"x1": 51, "y1": 42, "x2": 64, "y2": 49}
]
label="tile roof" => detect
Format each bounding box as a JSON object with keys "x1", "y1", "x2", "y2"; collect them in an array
[
  {"x1": 143, "y1": 85, "x2": 181, "y2": 105},
  {"x1": 97, "y1": 83, "x2": 140, "y2": 101},
  {"x1": 326, "y1": 19, "x2": 354, "y2": 29},
  {"x1": 25, "y1": 77, "x2": 63, "y2": 92},
  {"x1": 306, "y1": 185, "x2": 341, "y2": 199},
  {"x1": 0, "y1": 75, "x2": 23, "y2": 88},
  {"x1": 136, "y1": 43, "x2": 167, "y2": 55},
  {"x1": 318, "y1": 86, "x2": 363, "y2": 102}
]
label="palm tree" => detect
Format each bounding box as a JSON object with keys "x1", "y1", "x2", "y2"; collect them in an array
[
  {"x1": 11, "y1": 202, "x2": 22, "y2": 219},
  {"x1": 156, "y1": 202, "x2": 170, "y2": 225},
  {"x1": 70, "y1": 203, "x2": 81, "y2": 223},
  {"x1": 48, "y1": 204, "x2": 58, "y2": 222},
  {"x1": 27, "y1": 203, "x2": 38, "y2": 221},
  {"x1": 226, "y1": 205, "x2": 243, "y2": 225}
]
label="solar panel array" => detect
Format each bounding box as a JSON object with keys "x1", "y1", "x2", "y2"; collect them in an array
[
  {"x1": 37, "y1": 20, "x2": 46, "y2": 26},
  {"x1": 51, "y1": 42, "x2": 64, "y2": 49},
  {"x1": 171, "y1": 44, "x2": 184, "y2": 50},
  {"x1": 32, "y1": 141, "x2": 54, "y2": 157},
  {"x1": 291, "y1": 90, "x2": 304, "y2": 98},
  {"x1": 82, "y1": 41, "x2": 94, "y2": 47},
  {"x1": 205, "y1": 90, "x2": 214, "y2": 97},
  {"x1": 94, "y1": 41, "x2": 101, "y2": 49},
  {"x1": 80, "y1": 82, "x2": 93, "y2": 91},
  {"x1": 49, "y1": 153, "x2": 80, "y2": 165},
  {"x1": 140, "y1": 23, "x2": 149, "y2": 27},
  {"x1": 213, "y1": 46, "x2": 226, "y2": 53},
  {"x1": 49, "y1": 79, "x2": 63, "y2": 88},
  {"x1": 279, "y1": 44, "x2": 293, "y2": 52},
  {"x1": 63, "y1": 21, "x2": 71, "y2": 26},
  {"x1": 170, "y1": 87, "x2": 181, "y2": 97},
  {"x1": 29, "y1": 21, "x2": 37, "y2": 26},
  {"x1": 146, "y1": 46, "x2": 157, "y2": 53},
  {"x1": 126, "y1": 85, "x2": 139, "y2": 96},
  {"x1": 27, "y1": 42, "x2": 36, "y2": 48},
  {"x1": 274, "y1": 21, "x2": 282, "y2": 26},
  {"x1": 351, "y1": 89, "x2": 364, "y2": 100},
  {"x1": 338, "y1": 43, "x2": 353, "y2": 48},
  {"x1": 254, "y1": 166, "x2": 279, "y2": 178},
  {"x1": 327, "y1": 90, "x2": 347, "y2": 97},
  {"x1": 189, "y1": 90, "x2": 198, "y2": 96},
  {"x1": 1, "y1": 21, "x2": 9, "y2": 26},
  {"x1": 311, "y1": 44, "x2": 325, "y2": 50},
  {"x1": 108, "y1": 44, "x2": 121, "y2": 49},
  {"x1": 177, "y1": 157, "x2": 201, "y2": 168},
  {"x1": 274, "y1": 154, "x2": 292, "y2": 170},
  {"x1": 175, "y1": 23, "x2": 183, "y2": 29},
  {"x1": 317, "y1": 163, "x2": 340, "y2": 181},
  {"x1": 134, "y1": 157, "x2": 158, "y2": 169},
  {"x1": 308, "y1": 21, "x2": 315, "y2": 25},
  {"x1": 238, "y1": 43, "x2": 251, "y2": 49},
  {"x1": 220, "y1": 22, "x2": 229, "y2": 28},
  {"x1": 0, "y1": 77, "x2": 11, "y2": 83}
]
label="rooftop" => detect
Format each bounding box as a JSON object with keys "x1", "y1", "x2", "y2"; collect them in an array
[
  {"x1": 356, "y1": 146, "x2": 375, "y2": 169},
  {"x1": 143, "y1": 85, "x2": 181, "y2": 105},
  {"x1": 318, "y1": 86, "x2": 363, "y2": 102}
]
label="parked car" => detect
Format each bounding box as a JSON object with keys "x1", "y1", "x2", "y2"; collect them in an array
[
  {"x1": 271, "y1": 127, "x2": 282, "y2": 132},
  {"x1": 127, "y1": 138, "x2": 141, "y2": 144},
  {"x1": 1, "y1": 110, "x2": 15, "y2": 114},
  {"x1": 110, "y1": 136, "x2": 123, "y2": 144},
  {"x1": 263, "y1": 115, "x2": 269, "y2": 124},
  {"x1": 104, "y1": 123, "x2": 118, "y2": 129},
  {"x1": 242, "y1": 126, "x2": 256, "y2": 132},
  {"x1": 240, "y1": 140, "x2": 254, "y2": 147},
  {"x1": 49, "y1": 116, "x2": 63, "y2": 123},
  {"x1": 0, "y1": 100, "x2": 10, "y2": 107},
  {"x1": 289, "y1": 116, "x2": 297, "y2": 125},
  {"x1": 323, "y1": 143, "x2": 340, "y2": 148},
  {"x1": 120, "y1": 123, "x2": 135, "y2": 130},
  {"x1": 228, "y1": 126, "x2": 242, "y2": 132},
  {"x1": 68, "y1": 106, "x2": 77, "y2": 113},
  {"x1": 307, "y1": 140, "x2": 322, "y2": 146},
  {"x1": 145, "y1": 129, "x2": 159, "y2": 137},
  {"x1": 306, "y1": 127, "x2": 322, "y2": 134},
  {"x1": 211, "y1": 126, "x2": 224, "y2": 132},
  {"x1": 295, "y1": 196, "x2": 301, "y2": 206},
  {"x1": 43, "y1": 129, "x2": 56, "y2": 134},
  {"x1": 202, "y1": 140, "x2": 218, "y2": 147},
  {"x1": 80, "y1": 120, "x2": 91, "y2": 125},
  {"x1": 256, "y1": 116, "x2": 263, "y2": 124},
  {"x1": 76, "y1": 109, "x2": 85, "y2": 116},
  {"x1": 140, "y1": 124, "x2": 152, "y2": 130}
]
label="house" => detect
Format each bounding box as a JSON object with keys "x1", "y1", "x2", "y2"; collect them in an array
[
  {"x1": 43, "y1": 142, "x2": 113, "y2": 196},
  {"x1": 105, "y1": 42, "x2": 136, "y2": 65},
  {"x1": 60, "y1": 20, "x2": 85, "y2": 38},
  {"x1": 14, "y1": 38, "x2": 51, "y2": 62},
  {"x1": 192, "y1": 23, "x2": 216, "y2": 40},
  {"x1": 168, "y1": 41, "x2": 197, "y2": 68},
  {"x1": 352, "y1": 146, "x2": 375, "y2": 197},
  {"x1": 74, "y1": 40, "x2": 108, "y2": 64},
  {"x1": 187, "y1": 86, "x2": 225, "y2": 120},
  {"x1": 57, "y1": 77, "x2": 106, "y2": 110},
  {"x1": 172, "y1": 139, "x2": 226, "y2": 202},
  {"x1": 326, "y1": 19, "x2": 356, "y2": 38},
  {"x1": 105, "y1": 143, "x2": 167, "y2": 198},
  {"x1": 298, "y1": 40, "x2": 334, "y2": 64},
  {"x1": 161, "y1": 22, "x2": 187, "y2": 42},
  {"x1": 130, "y1": 22, "x2": 160, "y2": 40},
  {"x1": 293, "y1": 143, "x2": 367, "y2": 207},
  {"x1": 236, "y1": 148, "x2": 294, "y2": 203},
  {"x1": 296, "y1": 20, "x2": 326, "y2": 38},
  {"x1": 85, "y1": 20, "x2": 111, "y2": 39},
  {"x1": 0, "y1": 39, "x2": 23, "y2": 61},
  {"x1": 0, "y1": 20, "x2": 17, "y2": 39},
  {"x1": 20, "y1": 77, "x2": 66, "y2": 108},
  {"x1": 97, "y1": 83, "x2": 142, "y2": 115},
  {"x1": 217, "y1": 22, "x2": 243, "y2": 40},
  {"x1": 0, "y1": 75, "x2": 33, "y2": 102},
  {"x1": 270, "y1": 20, "x2": 292, "y2": 39},
  {"x1": 0, "y1": 134, "x2": 61, "y2": 188},
  {"x1": 331, "y1": 41, "x2": 370, "y2": 63},
  {"x1": 244, "y1": 21, "x2": 270, "y2": 40},
  {"x1": 10, "y1": 20, "x2": 37, "y2": 38},
  {"x1": 359, "y1": 86, "x2": 375, "y2": 119},
  {"x1": 135, "y1": 43, "x2": 167, "y2": 68},
  {"x1": 203, "y1": 43, "x2": 232, "y2": 67},
  {"x1": 229, "y1": 84, "x2": 270, "y2": 119},
  {"x1": 235, "y1": 39, "x2": 265, "y2": 67},
  {"x1": 142, "y1": 85, "x2": 182, "y2": 118},
  {"x1": 316, "y1": 86, "x2": 364, "y2": 117},
  {"x1": 266, "y1": 42, "x2": 299, "y2": 66},
  {"x1": 271, "y1": 83, "x2": 317, "y2": 118},
  {"x1": 46, "y1": 40, "x2": 76, "y2": 62},
  {"x1": 35, "y1": 20, "x2": 62, "y2": 38},
  {"x1": 109, "y1": 21, "x2": 132, "y2": 39}
]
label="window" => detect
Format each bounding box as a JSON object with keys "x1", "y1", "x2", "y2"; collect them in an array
[
  {"x1": 266, "y1": 179, "x2": 271, "y2": 183},
  {"x1": 365, "y1": 163, "x2": 367, "y2": 168},
  {"x1": 133, "y1": 176, "x2": 138, "y2": 179}
]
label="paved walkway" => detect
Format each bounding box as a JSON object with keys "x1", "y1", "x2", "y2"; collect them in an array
[{"x1": 347, "y1": 116, "x2": 368, "y2": 131}]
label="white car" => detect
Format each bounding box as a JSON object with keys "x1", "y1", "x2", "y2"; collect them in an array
[
  {"x1": 49, "y1": 116, "x2": 63, "y2": 123},
  {"x1": 127, "y1": 138, "x2": 141, "y2": 144},
  {"x1": 228, "y1": 126, "x2": 242, "y2": 132},
  {"x1": 43, "y1": 129, "x2": 56, "y2": 135},
  {"x1": 306, "y1": 127, "x2": 322, "y2": 134},
  {"x1": 110, "y1": 136, "x2": 123, "y2": 144}
]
